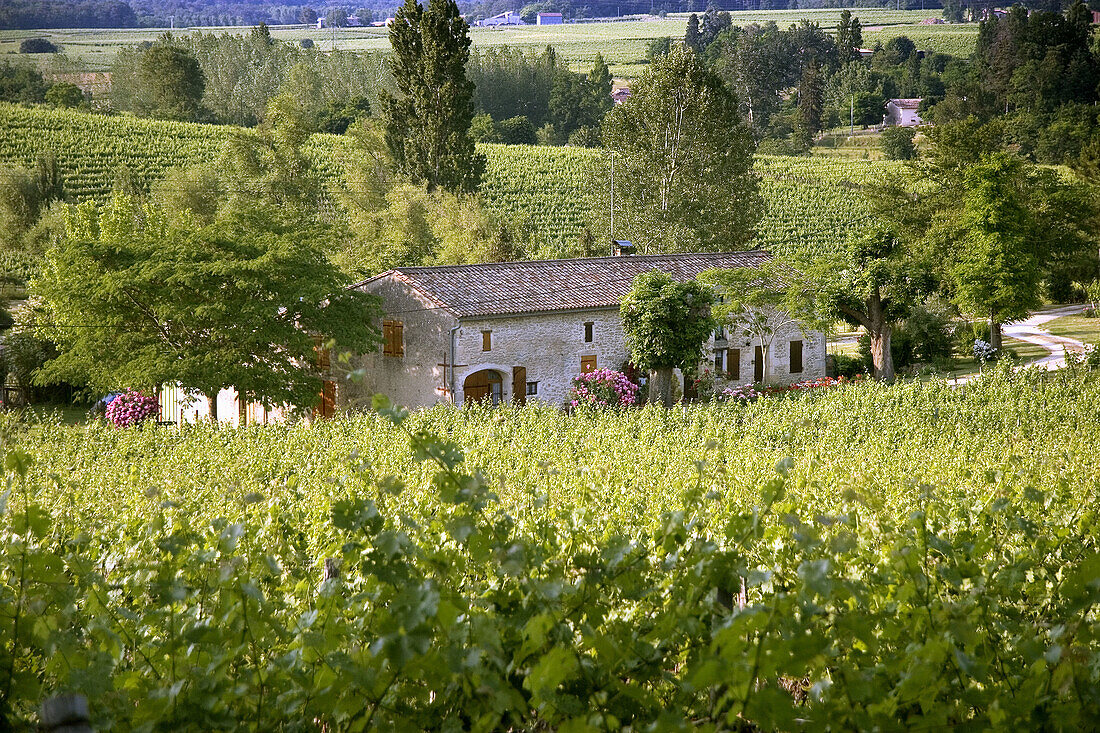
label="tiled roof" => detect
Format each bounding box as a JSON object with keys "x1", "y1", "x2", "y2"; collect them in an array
[
  {"x1": 355, "y1": 250, "x2": 773, "y2": 318},
  {"x1": 889, "y1": 98, "x2": 922, "y2": 109}
]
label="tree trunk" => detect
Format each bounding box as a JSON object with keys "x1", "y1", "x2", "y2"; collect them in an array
[
  {"x1": 868, "y1": 287, "x2": 895, "y2": 382},
  {"x1": 990, "y1": 313, "x2": 1003, "y2": 352},
  {"x1": 207, "y1": 392, "x2": 219, "y2": 423},
  {"x1": 648, "y1": 368, "x2": 675, "y2": 408}
]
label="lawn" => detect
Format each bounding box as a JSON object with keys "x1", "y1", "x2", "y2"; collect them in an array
[{"x1": 1042, "y1": 313, "x2": 1100, "y2": 346}]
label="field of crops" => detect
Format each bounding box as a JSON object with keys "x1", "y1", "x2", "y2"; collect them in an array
[
  {"x1": 2, "y1": 366, "x2": 1099, "y2": 728},
  {"x1": 0, "y1": 104, "x2": 893, "y2": 259},
  {"x1": 0, "y1": 9, "x2": 976, "y2": 76}
]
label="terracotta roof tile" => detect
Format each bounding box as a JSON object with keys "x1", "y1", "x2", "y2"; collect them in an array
[{"x1": 356, "y1": 250, "x2": 773, "y2": 318}]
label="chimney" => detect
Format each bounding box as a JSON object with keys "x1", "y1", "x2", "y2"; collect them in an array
[{"x1": 611, "y1": 240, "x2": 635, "y2": 256}]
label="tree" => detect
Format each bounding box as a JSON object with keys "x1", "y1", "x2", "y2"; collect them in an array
[
  {"x1": 0, "y1": 154, "x2": 65, "y2": 256},
  {"x1": 19, "y1": 38, "x2": 58, "y2": 54},
  {"x1": 381, "y1": 0, "x2": 484, "y2": 193},
  {"x1": 33, "y1": 194, "x2": 380, "y2": 418},
  {"x1": 300, "y1": 7, "x2": 318, "y2": 23},
  {"x1": 620, "y1": 270, "x2": 715, "y2": 407},
  {"x1": 602, "y1": 45, "x2": 762, "y2": 253},
  {"x1": 795, "y1": 227, "x2": 932, "y2": 382},
  {"x1": 133, "y1": 44, "x2": 205, "y2": 121},
  {"x1": 45, "y1": 82, "x2": 85, "y2": 108},
  {"x1": 685, "y1": 14, "x2": 702, "y2": 52},
  {"x1": 700, "y1": 259, "x2": 801, "y2": 384},
  {"x1": 357, "y1": 8, "x2": 374, "y2": 25},
  {"x1": 836, "y1": 10, "x2": 862, "y2": 67},
  {"x1": 881, "y1": 126, "x2": 917, "y2": 160},
  {"x1": 326, "y1": 8, "x2": 348, "y2": 27},
  {"x1": 937, "y1": 154, "x2": 1045, "y2": 350},
  {"x1": 796, "y1": 60, "x2": 824, "y2": 148}
]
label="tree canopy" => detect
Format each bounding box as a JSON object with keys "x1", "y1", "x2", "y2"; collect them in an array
[
  {"x1": 382, "y1": 0, "x2": 484, "y2": 193},
  {"x1": 32, "y1": 193, "x2": 380, "y2": 415},
  {"x1": 620, "y1": 270, "x2": 715, "y2": 407},
  {"x1": 602, "y1": 44, "x2": 762, "y2": 254}
]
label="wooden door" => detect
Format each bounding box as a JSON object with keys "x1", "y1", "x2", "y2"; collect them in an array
[
  {"x1": 754, "y1": 345, "x2": 764, "y2": 383},
  {"x1": 464, "y1": 370, "x2": 502, "y2": 404}
]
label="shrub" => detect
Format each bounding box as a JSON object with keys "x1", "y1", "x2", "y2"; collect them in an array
[
  {"x1": 104, "y1": 389, "x2": 159, "y2": 427},
  {"x1": 19, "y1": 38, "x2": 58, "y2": 54},
  {"x1": 45, "y1": 82, "x2": 85, "y2": 108},
  {"x1": 299, "y1": 38, "x2": 315, "y2": 48},
  {"x1": 470, "y1": 113, "x2": 501, "y2": 143},
  {"x1": 567, "y1": 125, "x2": 601, "y2": 147},
  {"x1": 881, "y1": 126, "x2": 917, "y2": 160},
  {"x1": 497, "y1": 115, "x2": 536, "y2": 145},
  {"x1": 830, "y1": 353, "x2": 865, "y2": 379},
  {"x1": 568, "y1": 368, "x2": 639, "y2": 408}
]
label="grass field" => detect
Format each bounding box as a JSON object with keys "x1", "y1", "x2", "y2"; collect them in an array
[{"x1": 0, "y1": 9, "x2": 978, "y2": 77}]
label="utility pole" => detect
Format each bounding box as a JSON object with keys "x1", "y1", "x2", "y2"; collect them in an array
[
  {"x1": 850, "y1": 94, "x2": 854, "y2": 136},
  {"x1": 609, "y1": 152, "x2": 615, "y2": 240}
]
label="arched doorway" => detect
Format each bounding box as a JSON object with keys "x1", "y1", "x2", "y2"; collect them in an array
[{"x1": 464, "y1": 369, "x2": 503, "y2": 405}]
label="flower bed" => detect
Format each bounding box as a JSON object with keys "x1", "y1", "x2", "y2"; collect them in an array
[
  {"x1": 568, "y1": 369, "x2": 639, "y2": 408},
  {"x1": 104, "y1": 389, "x2": 160, "y2": 427}
]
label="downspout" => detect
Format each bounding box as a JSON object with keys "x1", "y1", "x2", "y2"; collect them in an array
[{"x1": 449, "y1": 322, "x2": 460, "y2": 405}]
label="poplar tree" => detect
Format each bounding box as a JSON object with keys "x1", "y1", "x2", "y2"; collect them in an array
[{"x1": 382, "y1": 0, "x2": 484, "y2": 193}]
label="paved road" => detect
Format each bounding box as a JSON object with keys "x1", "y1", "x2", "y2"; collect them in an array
[{"x1": 1001, "y1": 305, "x2": 1087, "y2": 372}]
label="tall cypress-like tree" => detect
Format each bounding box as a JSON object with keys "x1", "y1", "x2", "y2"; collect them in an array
[
  {"x1": 684, "y1": 14, "x2": 702, "y2": 52},
  {"x1": 382, "y1": 0, "x2": 484, "y2": 193}
]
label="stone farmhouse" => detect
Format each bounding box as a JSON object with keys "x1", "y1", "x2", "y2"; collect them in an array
[{"x1": 344, "y1": 250, "x2": 825, "y2": 409}]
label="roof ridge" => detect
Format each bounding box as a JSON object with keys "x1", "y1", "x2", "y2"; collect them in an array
[{"x1": 391, "y1": 249, "x2": 771, "y2": 274}]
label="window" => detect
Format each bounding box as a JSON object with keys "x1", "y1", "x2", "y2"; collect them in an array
[
  {"x1": 713, "y1": 326, "x2": 725, "y2": 341},
  {"x1": 482, "y1": 330, "x2": 492, "y2": 351},
  {"x1": 790, "y1": 340, "x2": 803, "y2": 374},
  {"x1": 584, "y1": 321, "x2": 594, "y2": 343},
  {"x1": 581, "y1": 355, "x2": 597, "y2": 373},
  {"x1": 728, "y1": 348, "x2": 741, "y2": 380},
  {"x1": 526, "y1": 381, "x2": 538, "y2": 395},
  {"x1": 714, "y1": 349, "x2": 724, "y2": 373},
  {"x1": 382, "y1": 320, "x2": 404, "y2": 357}
]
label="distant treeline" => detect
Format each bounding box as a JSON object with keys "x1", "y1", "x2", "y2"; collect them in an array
[{"x1": 0, "y1": 0, "x2": 137, "y2": 29}]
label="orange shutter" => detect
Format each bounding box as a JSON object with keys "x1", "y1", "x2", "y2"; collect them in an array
[{"x1": 512, "y1": 366, "x2": 526, "y2": 405}]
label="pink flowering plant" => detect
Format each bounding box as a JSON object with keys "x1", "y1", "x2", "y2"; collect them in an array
[
  {"x1": 104, "y1": 389, "x2": 160, "y2": 427},
  {"x1": 568, "y1": 368, "x2": 639, "y2": 408}
]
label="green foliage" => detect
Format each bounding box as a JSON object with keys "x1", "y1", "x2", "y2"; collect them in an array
[
  {"x1": 44, "y1": 82, "x2": 85, "y2": 109},
  {"x1": 18, "y1": 38, "x2": 58, "y2": 54},
  {"x1": 0, "y1": 61, "x2": 48, "y2": 105},
  {"x1": 603, "y1": 45, "x2": 762, "y2": 253},
  {"x1": 0, "y1": 104, "x2": 908, "y2": 264},
  {"x1": 2, "y1": 370, "x2": 1100, "y2": 727},
  {"x1": 621, "y1": 270, "x2": 715, "y2": 406},
  {"x1": 382, "y1": 0, "x2": 484, "y2": 193},
  {"x1": 881, "y1": 125, "x2": 917, "y2": 160},
  {"x1": 469, "y1": 112, "x2": 501, "y2": 143},
  {"x1": 497, "y1": 115, "x2": 535, "y2": 145},
  {"x1": 32, "y1": 192, "x2": 380, "y2": 411},
  {"x1": 130, "y1": 44, "x2": 207, "y2": 121}
]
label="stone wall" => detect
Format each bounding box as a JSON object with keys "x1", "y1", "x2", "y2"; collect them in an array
[{"x1": 454, "y1": 308, "x2": 628, "y2": 406}]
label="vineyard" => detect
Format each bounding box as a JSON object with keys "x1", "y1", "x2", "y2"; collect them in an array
[
  {"x1": 1, "y1": 366, "x2": 1099, "y2": 728},
  {"x1": 0, "y1": 104, "x2": 892, "y2": 260}
]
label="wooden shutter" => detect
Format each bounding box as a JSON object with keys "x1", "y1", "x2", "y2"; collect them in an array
[
  {"x1": 316, "y1": 380, "x2": 336, "y2": 419},
  {"x1": 482, "y1": 330, "x2": 492, "y2": 351},
  {"x1": 790, "y1": 340, "x2": 803, "y2": 374},
  {"x1": 581, "y1": 355, "x2": 597, "y2": 373},
  {"x1": 382, "y1": 320, "x2": 404, "y2": 356},
  {"x1": 754, "y1": 345, "x2": 764, "y2": 383},
  {"x1": 728, "y1": 348, "x2": 741, "y2": 381},
  {"x1": 512, "y1": 366, "x2": 526, "y2": 405}
]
